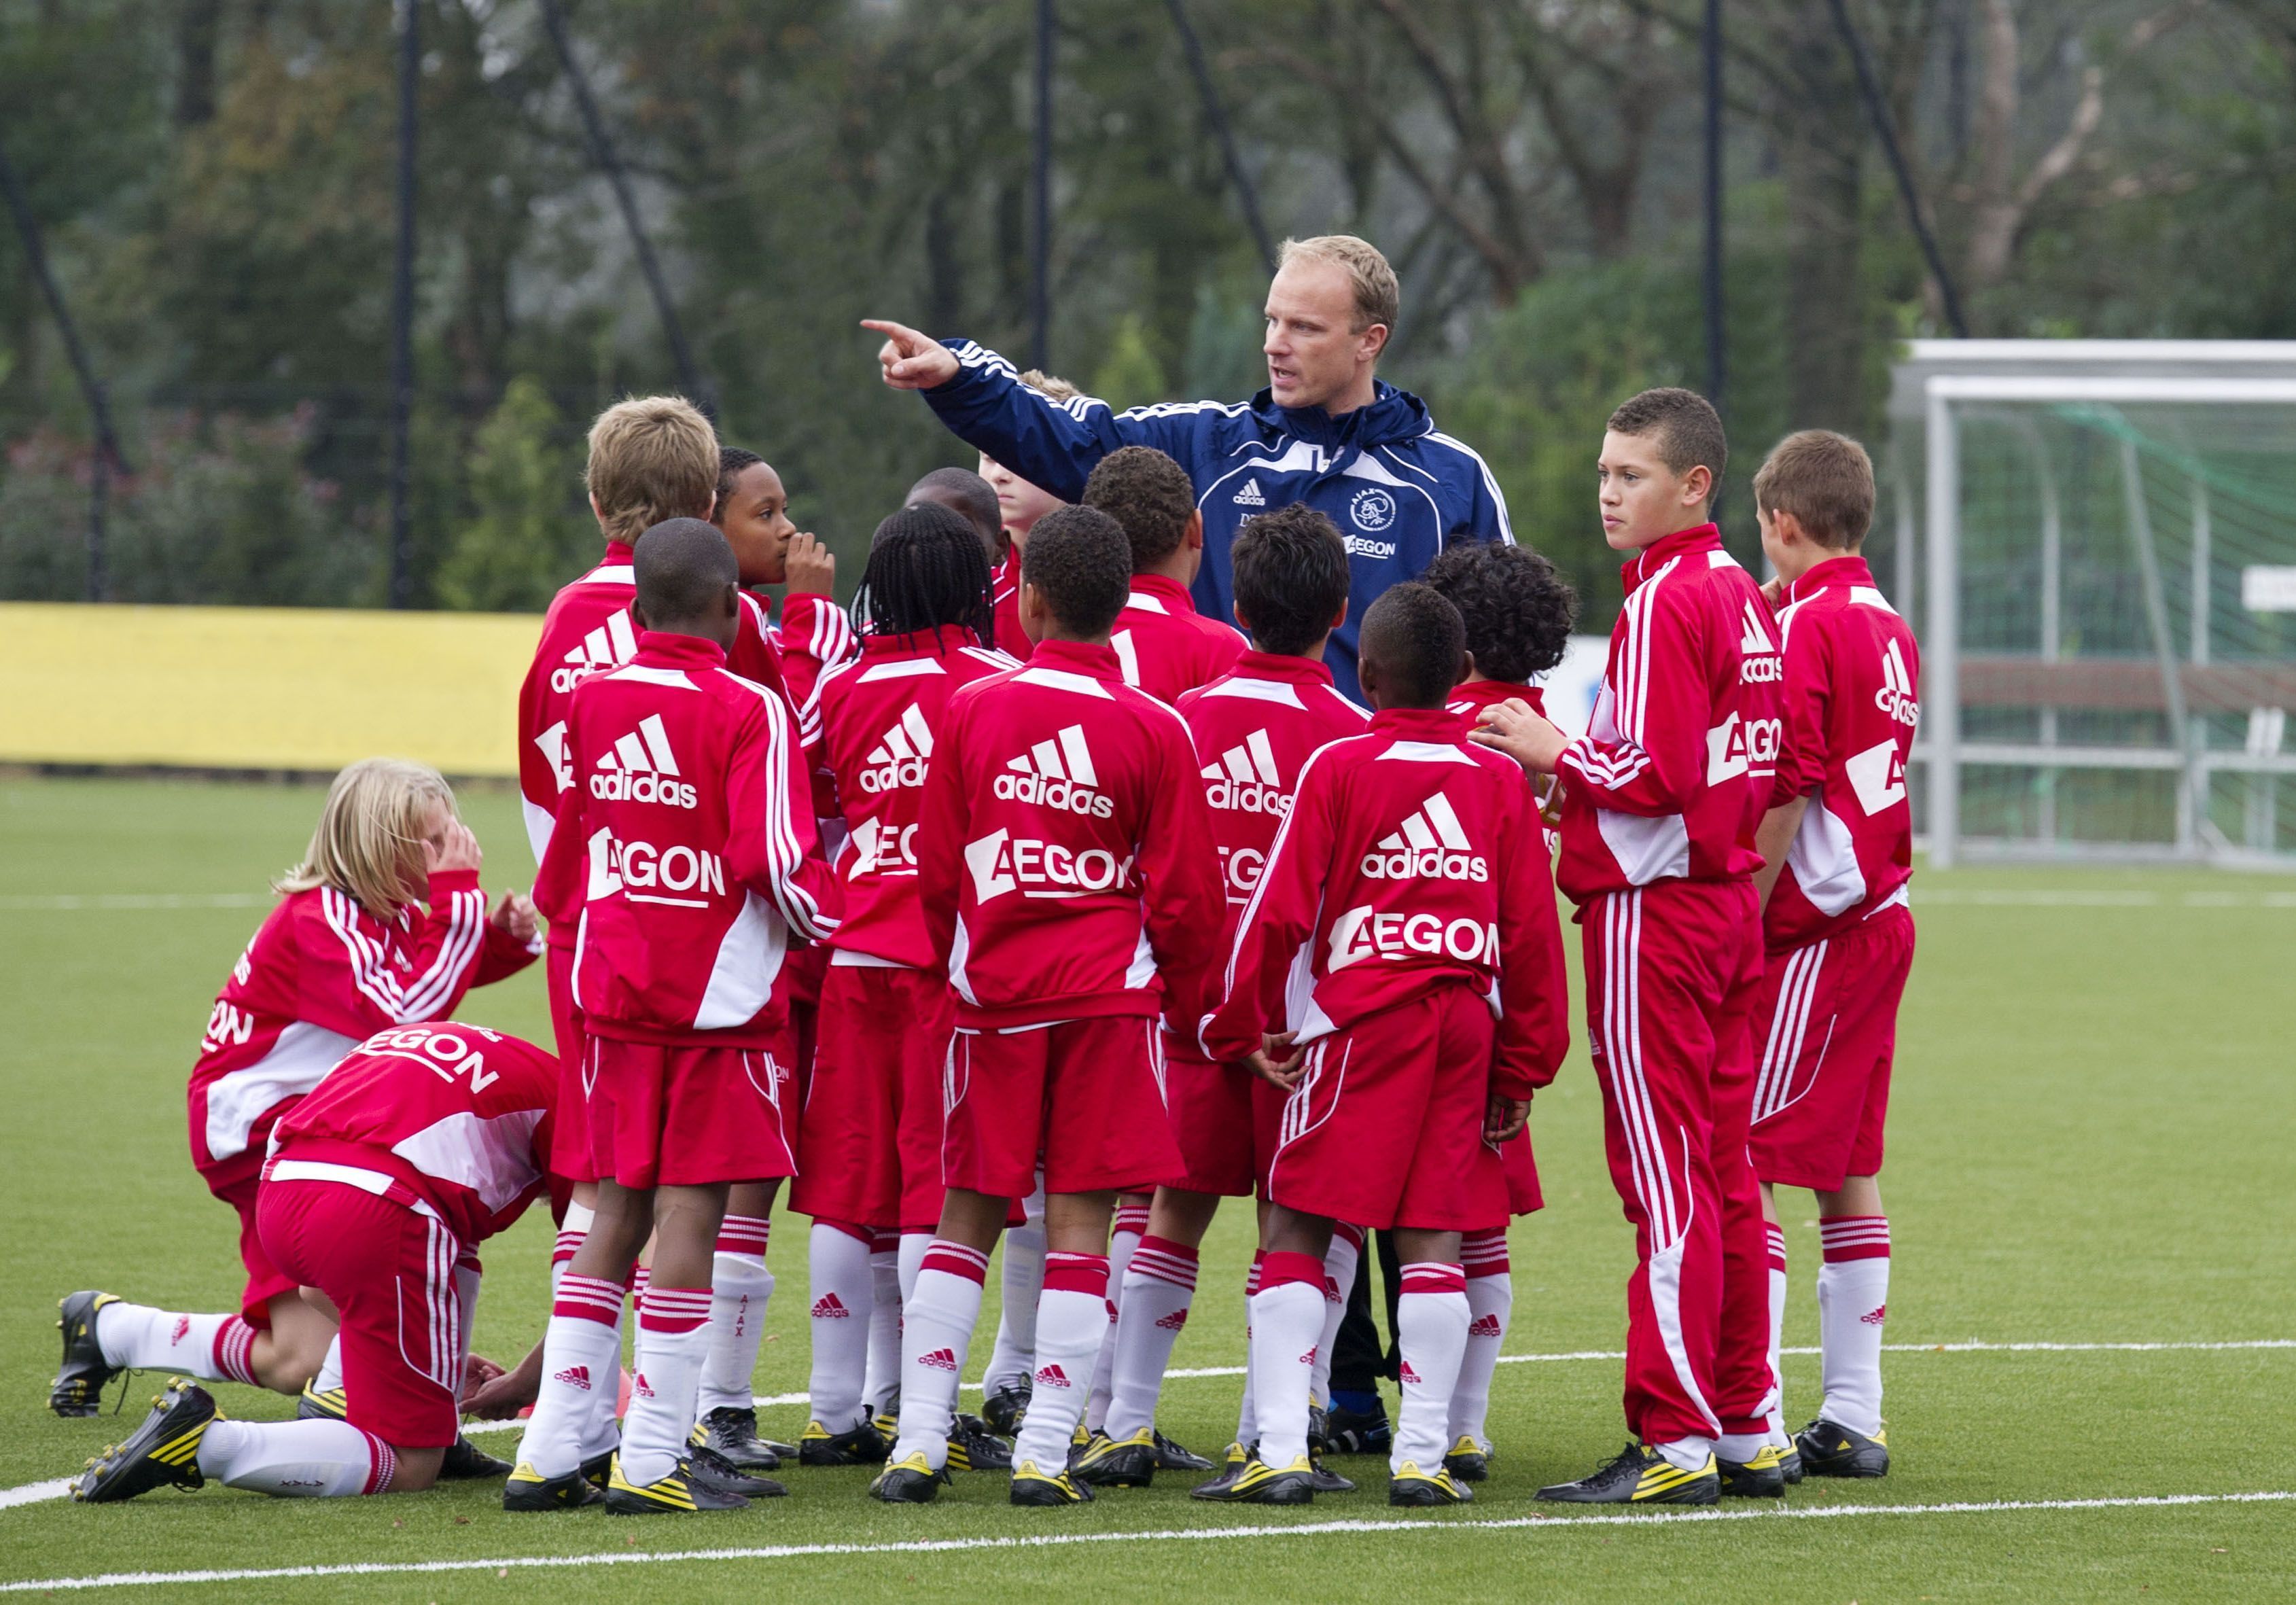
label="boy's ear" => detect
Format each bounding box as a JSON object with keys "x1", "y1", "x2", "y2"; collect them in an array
[
  {"x1": 1462, "y1": 648, "x2": 1477, "y2": 683},
  {"x1": 1232, "y1": 601, "x2": 1252, "y2": 633},
  {"x1": 631, "y1": 599, "x2": 652, "y2": 632},
  {"x1": 1329, "y1": 601, "x2": 1349, "y2": 631},
  {"x1": 1683, "y1": 463, "x2": 1715, "y2": 510},
  {"x1": 1184, "y1": 508, "x2": 1204, "y2": 552}
]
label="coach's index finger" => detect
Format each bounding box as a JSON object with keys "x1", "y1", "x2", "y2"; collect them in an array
[{"x1": 862, "y1": 319, "x2": 957, "y2": 390}]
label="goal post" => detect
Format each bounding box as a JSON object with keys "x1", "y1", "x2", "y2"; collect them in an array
[{"x1": 1890, "y1": 344, "x2": 2296, "y2": 870}]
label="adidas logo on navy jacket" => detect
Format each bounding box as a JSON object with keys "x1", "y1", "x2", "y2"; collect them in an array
[
  {"x1": 911, "y1": 638, "x2": 1224, "y2": 1031},
  {"x1": 531, "y1": 631, "x2": 841, "y2": 1045},
  {"x1": 919, "y1": 343, "x2": 1513, "y2": 703},
  {"x1": 1201, "y1": 704, "x2": 1570, "y2": 1101}
]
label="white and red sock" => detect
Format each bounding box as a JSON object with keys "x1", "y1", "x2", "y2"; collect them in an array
[
  {"x1": 981, "y1": 1188, "x2": 1044, "y2": 1396},
  {"x1": 807, "y1": 1220, "x2": 875, "y2": 1433},
  {"x1": 896, "y1": 1231, "x2": 932, "y2": 1304},
  {"x1": 889, "y1": 1240, "x2": 989, "y2": 1470},
  {"x1": 92, "y1": 1305, "x2": 259, "y2": 1387},
  {"x1": 1765, "y1": 1221, "x2": 1791, "y2": 1447},
  {"x1": 695, "y1": 1215, "x2": 773, "y2": 1418},
  {"x1": 311, "y1": 1335, "x2": 344, "y2": 1400},
  {"x1": 1451, "y1": 1231, "x2": 1513, "y2": 1453},
  {"x1": 1015, "y1": 1252, "x2": 1109, "y2": 1471},
  {"x1": 1248, "y1": 1252, "x2": 1326, "y2": 1468},
  {"x1": 1817, "y1": 1215, "x2": 1890, "y2": 1436},
  {"x1": 862, "y1": 1230, "x2": 902, "y2": 1417},
  {"x1": 1085, "y1": 1201, "x2": 1150, "y2": 1430},
  {"x1": 196, "y1": 1417, "x2": 396, "y2": 1496},
  {"x1": 1233, "y1": 1255, "x2": 1263, "y2": 1447},
  {"x1": 1392, "y1": 1262, "x2": 1470, "y2": 1476},
  {"x1": 512, "y1": 1271, "x2": 627, "y2": 1479},
  {"x1": 1309, "y1": 1224, "x2": 1362, "y2": 1410},
  {"x1": 1103, "y1": 1235, "x2": 1199, "y2": 1442},
  {"x1": 550, "y1": 1202, "x2": 592, "y2": 1300},
  {"x1": 622, "y1": 1285, "x2": 711, "y2": 1487}
]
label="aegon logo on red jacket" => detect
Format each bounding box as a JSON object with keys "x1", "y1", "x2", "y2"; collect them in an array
[
  {"x1": 586, "y1": 827, "x2": 726, "y2": 905},
  {"x1": 1358, "y1": 792, "x2": 1489, "y2": 881},
  {"x1": 1327, "y1": 905, "x2": 1500, "y2": 970},
  {"x1": 991, "y1": 724, "x2": 1115, "y2": 819},
  {"x1": 964, "y1": 828, "x2": 1136, "y2": 900},
  {"x1": 588, "y1": 713, "x2": 699, "y2": 809}
]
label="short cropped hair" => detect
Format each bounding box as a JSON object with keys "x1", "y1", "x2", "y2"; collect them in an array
[
  {"x1": 1231, "y1": 504, "x2": 1351, "y2": 657},
  {"x1": 716, "y1": 446, "x2": 766, "y2": 514},
  {"x1": 1752, "y1": 429, "x2": 1875, "y2": 550},
  {"x1": 860, "y1": 501, "x2": 995, "y2": 645},
  {"x1": 1082, "y1": 446, "x2": 1196, "y2": 572},
  {"x1": 633, "y1": 516, "x2": 737, "y2": 627},
  {"x1": 1021, "y1": 505, "x2": 1132, "y2": 637},
  {"x1": 1608, "y1": 387, "x2": 1727, "y2": 493},
  {"x1": 1277, "y1": 234, "x2": 1400, "y2": 336},
  {"x1": 1018, "y1": 369, "x2": 1080, "y2": 404},
  {"x1": 906, "y1": 466, "x2": 1002, "y2": 550},
  {"x1": 1419, "y1": 542, "x2": 1578, "y2": 684},
  {"x1": 586, "y1": 395, "x2": 720, "y2": 546},
  {"x1": 1358, "y1": 582, "x2": 1465, "y2": 708}
]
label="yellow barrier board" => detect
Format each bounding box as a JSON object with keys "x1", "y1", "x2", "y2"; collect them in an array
[{"x1": 0, "y1": 602, "x2": 542, "y2": 777}]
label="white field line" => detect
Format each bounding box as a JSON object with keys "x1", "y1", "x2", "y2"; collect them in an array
[
  {"x1": 1910, "y1": 888, "x2": 2296, "y2": 908},
  {"x1": 0, "y1": 1481, "x2": 73, "y2": 1511},
  {"x1": 0, "y1": 894, "x2": 264, "y2": 911},
  {"x1": 5, "y1": 1491, "x2": 2291, "y2": 1593}
]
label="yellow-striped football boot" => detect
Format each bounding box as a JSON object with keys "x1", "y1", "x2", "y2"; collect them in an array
[
  {"x1": 70, "y1": 1377, "x2": 217, "y2": 1502},
  {"x1": 1536, "y1": 1442, "x2": 1720, "y2": 1505},
  {"x1": 603, "y1": 1454, "x2": 748, "y2": 1513},
  {"x1": 1188, "y1": 1449, "x2": 1316, "y2": 1505},
  {"x1": 1717, "y1": 1441, "x2": 1790, "y2": 1498},
  {"x1": 1389, "y1": 1460, "x2": 1475, "y2": 1506}
]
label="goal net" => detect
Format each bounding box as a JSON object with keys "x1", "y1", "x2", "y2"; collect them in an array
[{"x1": 1890, "y1": 344, "x2": 2296, "y2": 868}]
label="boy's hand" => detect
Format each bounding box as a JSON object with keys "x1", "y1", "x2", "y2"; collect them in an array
[
  {"x1": 1245, "y1": 1030, "x2": 1305, "y2": 1089},
  {"x1": 1759, "y1": 574, "x2": 1787, "y2": 612},
  {"x1": 864, "y1": 319, "x2": 959, "y2": 391},
  {"x1": 1472, "y1": 699, "x2": 1570, "y2": 775},
  {"x1": 785, "y1": 531, "x2": 836, "y2": 597},
  {"x1": 491, "y1": 889, "x2": 538, "y2": 944},
  {"x1": 462, "y1": 1343, "x2": 542, "y2": 1418},
  {"x1": 1483, "y1": 1095, "x2": 1530, "y2": 1144},
  {"x1": 426, "y1": 819, "x2": 483, "y2": 877}
]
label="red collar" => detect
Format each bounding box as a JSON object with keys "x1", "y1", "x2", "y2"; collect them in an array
[
  {"x1": 860, "y1": 623, "x2": 981, "y2": 660},
  {"x1": 634, "y1": 631, "x2": 729, "y2": 669},
  {"x1": 1447, "y1": 677, "x2": 1536, "y2": 711},
  {"x1": 1026, "y1": 637, "x2": 1125, "y2": 680},
  {"x1": 1228, "y1": 650, "x2": 1337, "y2": 688},
  {"x1": 1125, "y1": 573, "x2": 1200, "y2": 616},
  {"x1": 1369, "y1": 705, "x2": 1471, "y2": 740},
  {"x1": 1620, "y1": 524, "x2": 1723, "y2": 595},
  {"x1": 1780, "y1": 553, "x2": 1875, "y2": 607},
  {"x1": 602, "y1": 542, "x2": 635, "y2": 565}
]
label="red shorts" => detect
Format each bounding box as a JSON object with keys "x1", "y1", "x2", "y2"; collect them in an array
[
  {"x1": 942, "y1": 1015, "x2": 1182, "y2": 1199},
  {"x1": 1265, "y1": 985, "x2": 1506, "y2": 1231},
  {"x1": 1160, "y1": 1040, "x2": 1284, "y2": 1198},
  {"x1": 1748, "y1": 902, "x2": 1914, "y2": 1193},
  {"x1": 546, "y1": 945, "x2": 595, "y2": 1184},
  {"x1": 1493, "y1": 1128, "x2": 1543, "y2": 1219},
  {"x1": 211, "y1": 1171, "x2": 296, "y2": 1328},
  {"x1": 584, "y1": 1034, "x2": 794, "y2": 1189},
  {"x1": 256, "y1": 1174, "x2": 465, "y2": 1447},
  {"x1": 792, "y1": 965, "x2": 953, "y2": 1231}
]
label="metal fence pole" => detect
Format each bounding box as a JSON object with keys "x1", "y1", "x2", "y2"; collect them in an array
[{"x1": 387, "y1": 0, "x2": 419, "y2": 609}]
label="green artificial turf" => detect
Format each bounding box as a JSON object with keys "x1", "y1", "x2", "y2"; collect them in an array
[{"x1": 1, "y1": 777, "x2": 2291, "y2": 1600}]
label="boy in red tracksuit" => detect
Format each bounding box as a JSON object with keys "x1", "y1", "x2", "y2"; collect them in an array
[
  {"x1": 794, "y1": 501, "x2": 1016, "y2": 1466},
  {"x1": 514, "y1": 518, "x2": 841, "y2": 1516},
  {"x1": 870, "y1": 504, "x2": 1223, "y2": 1508},
  {"x1": 1474, "y1": 388, "x2": 1782, "y2": 1505},
  {"x1": 1744, "y1": 431, "x2": 1918, "y2": 1480},
  {"x1": 49, "y1": 761, "x2": 536, "y2": 1423},
  {"x1": 1204, "y1": 582, "x2": 1570, "y2": 1509},
  {"x1": 977, "y1": 369, "x2": 1080, "y2": 660},
  {"x1": 1421, "y1": 538, "x2": 1578, "y2": 1483},
  {"x1": 1086, "y1": 445, "x2": 1248, "y2": 705},
  {"x1": 1078, "y1": 504, "x2": 1364, "y2": 1494},
  {"x1": 69, "y1": 1023, "x2": 557, "y2": 1506}
]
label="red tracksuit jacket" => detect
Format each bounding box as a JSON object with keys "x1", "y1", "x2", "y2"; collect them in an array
[
  {"x1": 1176, "y1": 650, "x2": 1368, "y2": 970},
  {"x1": 991, "y1": 552, "x2": 1034, "y2": 663},
  {"x1": 1111, "y1": 572, "x2": 1247, "y2": 705},
  {"x1": 913, "y1": 637, "x2": 1224, "y2": 1031},
  {"x1": 813, "y1": 625, "x2": 1018, "y2": 969},
  {"x1": 1762, "y1": 554, "x2": 1919, "y2": 954},
  {"x1": 264, "y1": 1022, "x2": 558, "y2": 1250},
  {"x1": 516, "y1": 543, "x2": 850, "y2": 865},
  {"x1": 1203, "y1": 705, "x2": 1570, "y2": 1099},
  {"x1": 1447, "y1": 676, "x2": 1546, "y2": 722},
  {"x1": 188, "y1": 873, "x2": 537, "y2": 1195},
  {"x1": 1553, "y1": 525, "x2": 1782, "y2": 901},
  {"x1": 533, "y1": 632, "x2": 841, "y2": 1046}
]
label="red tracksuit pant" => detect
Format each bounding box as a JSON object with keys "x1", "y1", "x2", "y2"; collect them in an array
[{"x1": 1581, "y1": 879, "x2": 1772, "y2": 1446}]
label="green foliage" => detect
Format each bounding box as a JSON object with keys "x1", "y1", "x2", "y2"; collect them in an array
[
  {"x1": 434, "y1": 378, "x2": 590, "y2": 613},
  {"x1": 1089, "y1": 313, "x2": 1169, "y2": 413}
]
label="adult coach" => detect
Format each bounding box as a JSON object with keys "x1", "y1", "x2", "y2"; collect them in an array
[{"x1": 865, "y1": 234, "x2": 1513, "y2": 702}]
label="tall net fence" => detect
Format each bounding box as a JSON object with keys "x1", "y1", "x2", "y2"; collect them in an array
[{"x1": 1911, "y1": 385, "x2": 2296, "y2": 866}]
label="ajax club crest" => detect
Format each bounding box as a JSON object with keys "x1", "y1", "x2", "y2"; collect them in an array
[{"x1": 1349, "y1": 486, "x2": 1397, "y2": 533}]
